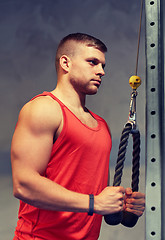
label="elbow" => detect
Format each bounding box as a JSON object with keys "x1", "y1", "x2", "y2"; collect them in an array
[
  {"x1": 12, "y1": 176, "x2": 38, "y2": 206},
  {"x1": 13, "y1": 178, "x2": 30, "y2": 203},
  {"x1": 12, "y1": 179, "x2": 42, "y2": 209},
  {"x1": 13, "y1": 181, "x2": 24, "y2": 200}
]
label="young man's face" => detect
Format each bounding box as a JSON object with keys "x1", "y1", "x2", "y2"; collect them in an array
[{"x1": 68, "y1": 44, "x2": 106, "y2": 95}]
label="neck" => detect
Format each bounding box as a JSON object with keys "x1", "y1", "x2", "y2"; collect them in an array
[{"x1": 51, "y1": 81, "x2": 86, "y2": 110}]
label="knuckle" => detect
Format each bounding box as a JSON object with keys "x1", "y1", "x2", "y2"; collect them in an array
[
  {"x1": 130, "y1": 198, "x2": 134, "y2": 204},
  {"x1": 117, "y1": 206, "x2": 122, "y2": 212},
  {"x1": 119, "y1": 200, "x2": 123, "y2": 206},
  {"x1": 117, "y1": 194, "x2": 124, "y2": 201}
]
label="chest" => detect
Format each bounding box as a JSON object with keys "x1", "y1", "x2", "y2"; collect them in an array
[{"x1": 74, "y1": 111, "x2": 98, "y2": 128}]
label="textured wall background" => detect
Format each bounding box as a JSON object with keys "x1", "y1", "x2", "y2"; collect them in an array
[{"x1": 0, "y1": 0, "x2": 150, "y2": 239}]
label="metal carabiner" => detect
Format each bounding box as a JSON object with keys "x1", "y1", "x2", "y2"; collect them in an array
[
  {"x1": 128, "y1": 90, "x2": 137, "y2": 124},
  {"x1": 126, "y1": 75, "x2": 141, "y2": 131}
]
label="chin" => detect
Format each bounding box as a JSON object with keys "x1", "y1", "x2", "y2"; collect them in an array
[
  {"x1": 83, "y1": 85, "x2": 99, "y2": 95},
  {"x1": 86, "y1": 89, "x2": 98, "y2": 95}
]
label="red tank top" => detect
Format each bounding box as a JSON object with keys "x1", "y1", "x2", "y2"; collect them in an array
[{"x1": 14, "y1": 92, "x2": 112, "y2": 240}]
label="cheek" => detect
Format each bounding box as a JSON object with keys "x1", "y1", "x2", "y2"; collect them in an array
[
  {"x1": 70, "y1": 68, "x2": 89, "y2": 82},
  {"x1": 70, "y1": 65, "x2": 83, "y2": 77}
]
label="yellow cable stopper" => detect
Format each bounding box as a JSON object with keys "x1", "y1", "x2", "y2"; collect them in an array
[{"x1": 129, "y1": 75, "x2": 141, "y2": 90}]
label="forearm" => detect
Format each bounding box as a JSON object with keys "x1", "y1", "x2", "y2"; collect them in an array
[
  {"x1": 13, "y1": 170, "x2": 89, "y2": 213},
  {"x1": 13, "y1": 165, "x2": 126, "y2": 216}
]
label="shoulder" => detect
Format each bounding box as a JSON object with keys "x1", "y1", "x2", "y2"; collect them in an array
[{"x1": 17, "y1": 95, "x2": 62, "y2": 134}]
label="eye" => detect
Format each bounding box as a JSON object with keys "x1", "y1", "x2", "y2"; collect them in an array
[
  {"x1": 88, "y1": 59, "x2": 97, "y2": 65},
  {"x1": 102, "y1": 64, "x2": 105, "y2": 69}
]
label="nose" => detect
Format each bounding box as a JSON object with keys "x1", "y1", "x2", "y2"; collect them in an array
[{"x1": 97, "y1": 64, "x2": 105, "y2": 77}]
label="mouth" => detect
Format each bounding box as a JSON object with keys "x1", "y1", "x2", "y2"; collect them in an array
[{"x1": 91, "y1": 79, "x2": 101, "y2": 87}]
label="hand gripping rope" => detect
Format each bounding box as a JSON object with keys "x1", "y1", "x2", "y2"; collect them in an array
[{"x1": 104, "y1": 75, "x2": 141, "y2": 228}]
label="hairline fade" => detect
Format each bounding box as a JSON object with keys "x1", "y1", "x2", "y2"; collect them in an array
[{"x1": 55, "y1": 33, "x2": 107, "y2": 72}]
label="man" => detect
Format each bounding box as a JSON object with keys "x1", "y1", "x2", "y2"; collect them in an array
[{"x1": 11, "y1": 33, "x2": 145, "y2": 240}]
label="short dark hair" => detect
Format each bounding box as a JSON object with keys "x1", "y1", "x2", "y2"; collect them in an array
[{"x1": 55, "y1": 33, "x2": 107, "y2": 72}]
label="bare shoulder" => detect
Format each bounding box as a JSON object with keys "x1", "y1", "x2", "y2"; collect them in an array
[{"x1": 18, "y1": 95, "x2": 62, "y2": 134}]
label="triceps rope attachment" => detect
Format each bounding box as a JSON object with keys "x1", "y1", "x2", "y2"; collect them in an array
[
  {"x1": 113, "y1": 75, "x2": 141, "y2": 189},
  {"x1": 104, "y1": 75, "x2": 141, "y2": 227}
]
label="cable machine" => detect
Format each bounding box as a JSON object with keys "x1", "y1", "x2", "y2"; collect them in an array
[{"x1": 145, "y1": 0, "x2": 164, "y2": 239}]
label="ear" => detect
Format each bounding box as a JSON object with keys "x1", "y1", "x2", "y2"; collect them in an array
[{"x1": 59, "y1": 55, "x2": 71, "y2": 72}]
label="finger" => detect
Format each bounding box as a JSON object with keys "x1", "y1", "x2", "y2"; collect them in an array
[
  {"x1": 114, "y1": 187, "x2": 125, "y2": 200},
  {"x1": 114, "y1": 193, "x2": 124, "y2": 206},
  {"x1": 125, "y1": 187, "x2": 132, "y2": 196},
  {"x1": 126, "y1": 198, "x2": 145, "y2": 207},
  {"x1": 119, "y1": 199, "x2": 124, "y2": 206},
  {"x1": 125, "y1": 202, "x2": 145, "y2": 210},
  {"x1": 119, "y1": 200, "x2": 125, "y2": 211},
  {"x1": 126, "y1": 197, "x2": 145, "y2": 203},
  {"x1": 116, "y1": 186, "x2": 125, "y2": 194},
  {"x1": 124, "y1": 208, "x2": 144, "y2": 217},
  {"x1": 131, "y1": 192, "x2": 145, "y2": 199}
]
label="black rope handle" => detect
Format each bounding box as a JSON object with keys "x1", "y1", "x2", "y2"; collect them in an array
[
  {"x1": 104, "y1": 122, "x2": 140, "y2": 227},
  {"x1": 121, "y1": 129, "x2": 140, "y2": 227}
]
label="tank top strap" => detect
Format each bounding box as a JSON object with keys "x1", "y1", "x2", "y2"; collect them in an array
[{"x1": 30, "y1": 91, "x2": 65, "y2": 108}]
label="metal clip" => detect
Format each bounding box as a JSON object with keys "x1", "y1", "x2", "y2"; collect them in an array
[
  {"x1": 129, "y1": 90, "x2": 137, "y2": 122},
  {"x1": 127, "y1": 90, "x2": 139, "y2": 133}
]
